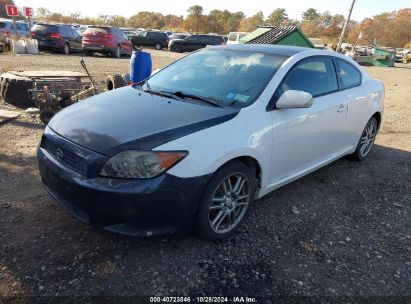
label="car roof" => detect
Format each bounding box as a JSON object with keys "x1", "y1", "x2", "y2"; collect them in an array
[{"x1": 211, "y1": 44, "x2": 312, "y2": 57}]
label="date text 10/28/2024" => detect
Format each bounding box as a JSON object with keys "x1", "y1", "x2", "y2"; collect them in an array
[{"x1": 150, "y1": 296, "x2": 257, "y2": 303}]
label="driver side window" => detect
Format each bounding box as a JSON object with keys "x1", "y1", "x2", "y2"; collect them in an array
[{"x1": 276, "y1": 57, "x2": 338, "y2": 99}]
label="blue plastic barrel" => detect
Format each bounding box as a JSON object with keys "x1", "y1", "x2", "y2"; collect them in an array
[{"x1": 130, "y1": 50, "x2": 152, "y2": 83}]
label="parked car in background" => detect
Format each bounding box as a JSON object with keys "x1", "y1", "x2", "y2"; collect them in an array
[
  {"x1": 31, "y1": 23, "x2": 82, "y2": 54},
  {"x1": 169, "y1": 34, "x2": 226, "y2": 52},
  {"x1": 0, "y1": 18, "x2": 30, "y2": 46},
  {"x1": 395, "y1": 49, "x2": 410, "y2": 62},
  {"x1": 0, "y1": 32, "x2": 6, "y2": 52},
  {"x1": 123, "y1": 30, "x2": 140, "y2": 41},
  {"x1": 131, "y1": 30, "x2": 169, "y2": 50},
  {"x1": 37, "y1": 45, "x2": 384, "y2": 240},
  {"x1": 309, "y1": 38, "x2": 326, "y2": 49},
  {"x1": 402, "y1": 52, "x2": 411, "y2": 63},
  {"x1": 226, "y1": 32, "x2": 248, "y2": 45},
  {"x1": 168, "y1": 33, "x2": 191, "y2": 49},
  {"x1": 73, "y1": 25, "x2": 88, "y2": 35},
  {"x1": 82, "y1": 26, "x2": 134, "y2": 58}
]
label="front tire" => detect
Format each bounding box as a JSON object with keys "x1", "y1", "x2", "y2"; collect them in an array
[
  {"x1": 171, "y1": 44, "x2": 183, "y2": 53},
  {"x1": 196, "y1": 161, "x2": 255, "y2": 241},
  {"x1": 351, "y1": 116, "x2": 378, "y2": 161}
]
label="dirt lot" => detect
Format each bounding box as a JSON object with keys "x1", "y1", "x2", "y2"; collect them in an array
[{"x1": 0, "y1": 51, "x2": 410, "y2": 301}]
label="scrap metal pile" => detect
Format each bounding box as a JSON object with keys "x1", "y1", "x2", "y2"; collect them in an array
[{"x1": 0, "y1": 59, "x2": 99, "y2": 124}]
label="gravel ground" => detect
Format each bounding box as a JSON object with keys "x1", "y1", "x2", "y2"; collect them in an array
[{"x1": 0, "y1": 52, "x2": 410, "y2": 302}]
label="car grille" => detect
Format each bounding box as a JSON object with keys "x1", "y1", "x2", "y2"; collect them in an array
[{"x1": 42, "y1": 137, "x2": 87, "y2": 176}]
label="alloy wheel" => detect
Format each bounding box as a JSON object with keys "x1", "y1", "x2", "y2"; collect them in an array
[
  {"x1": 359, "y1": 119, "x2": 377, "y2": 157},
  {"x1": 208, "y1": 172, "x2": 251, "y2": 234}
]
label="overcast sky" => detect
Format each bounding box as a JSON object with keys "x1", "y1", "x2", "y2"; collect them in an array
[{"x1": 14, "y1": 0, "x2": 410, "y2": 21}]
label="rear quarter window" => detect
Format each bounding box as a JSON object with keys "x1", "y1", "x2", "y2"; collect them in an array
[{"x1": 336, "y1": 59, "x2": 362, "y2": 89}]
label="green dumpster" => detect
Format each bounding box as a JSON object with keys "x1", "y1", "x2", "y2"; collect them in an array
[{"x1": 372, "y1": 47, "x2": 395, "y2": 67}]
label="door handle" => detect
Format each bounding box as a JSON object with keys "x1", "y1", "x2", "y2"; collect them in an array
[{"x1": 337, "y1": 105, "x2": 347, "y2": 113}]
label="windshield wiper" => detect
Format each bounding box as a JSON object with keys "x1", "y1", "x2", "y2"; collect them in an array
[
  {"x1": 167, "y1": 91, "x2": 220, "y2": 107},
  {"x1": 141, "y1": 82, "x2": 183, "y2": 101}
]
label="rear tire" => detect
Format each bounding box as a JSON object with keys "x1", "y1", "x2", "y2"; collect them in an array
[
  {"x1": 112, "y1": 46, "x2": 121, "y2": 58},
  {"x1": 196, "y1": 161, "x2": 256, "y2": 241},
  {"x1": 154, "y1": 42, "x2": 162, "y2": 50},
  {"x1": 350, "y1": 116, "x2": 378, "y2": 161},
  {"x1": 63, "y1": 43, "x2": 70, "y2": 55}
]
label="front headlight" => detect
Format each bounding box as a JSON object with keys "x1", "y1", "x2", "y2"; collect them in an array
[{"x1": 100, "y1": 150, "x2": 187, "y2": 179}]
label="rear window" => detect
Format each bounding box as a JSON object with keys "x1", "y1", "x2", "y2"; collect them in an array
[
  {"x1": 83, "y1": 27, "x2": 110, "y2": 35},
  {"x1": 32, "y1": 24, "x2": 58, "y2": 33}
]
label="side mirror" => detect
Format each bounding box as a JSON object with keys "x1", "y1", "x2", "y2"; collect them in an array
[{"x1": 276, "y1": 90, "x2": 313, "y2": 109}]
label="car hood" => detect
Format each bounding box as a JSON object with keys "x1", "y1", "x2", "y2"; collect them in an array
[{"x1": 48, "y1": 86, "x2": 238, "y2": 156}]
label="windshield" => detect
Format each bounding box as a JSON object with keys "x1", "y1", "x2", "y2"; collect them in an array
[{"x1": 144, "y1": 49, "x2": 286, "y2": 108}]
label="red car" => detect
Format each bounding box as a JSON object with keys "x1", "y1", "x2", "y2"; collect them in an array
[{"x1": 82, "y1": 26, "x2": 134, "y2": 58}]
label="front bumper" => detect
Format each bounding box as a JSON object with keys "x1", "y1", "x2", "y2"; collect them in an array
[{"x1": 37, "y1": 128, "x2": 209, "y2": 237}]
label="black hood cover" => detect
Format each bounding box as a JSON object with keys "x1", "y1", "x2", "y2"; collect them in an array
[{"x1": 49, "y1": 87, "x2": 238, "y2": 156}]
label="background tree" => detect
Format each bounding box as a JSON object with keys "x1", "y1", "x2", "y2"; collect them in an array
[
  {"x1": 49, "y1": 12, "x2": 64, "y2": 23},
  {"x1": 184, "y1": 5, "x2": 205, "y2": 33},
  {"x1": 266, "y1": 8, "x2": 289, "y2": 26},
  {"x1": 70, "y1": 11, "x2": 82, "y2": 23},
  {"x1": 239, "y1": 11, "x2": 264, "y2": 32},
  {"x1": 108, "y1": 15, "x2": 126, "y2": 27},
  {"x1": 36, "y1": 7, "x2": 51, "y2": 19},
  {"x1": 302, "y1": 8, "x2": 320, "y2": 22},
  {"x1": 97, "y1": 14, "x2": 109, "y2": 24},
  {"x1": 163, "y1": 14, "x2": 184, "y2": 30}
]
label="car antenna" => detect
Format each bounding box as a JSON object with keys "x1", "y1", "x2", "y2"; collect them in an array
[{"x1": 80, "y1": 58, "x2": 97, "y2": 94}]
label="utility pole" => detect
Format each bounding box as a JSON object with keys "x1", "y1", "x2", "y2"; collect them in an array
[{"x1": 337, "y1": 0, "x2": 356, "y2": 52}]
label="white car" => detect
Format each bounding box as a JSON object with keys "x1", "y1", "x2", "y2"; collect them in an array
[{"x1": 37, "y1": 45, "x2": 384, "y2": 240}]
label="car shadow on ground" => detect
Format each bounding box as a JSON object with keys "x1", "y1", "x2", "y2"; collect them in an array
[{"x1": 1, "y1": 143, "x2": 410, "y2": 297}]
